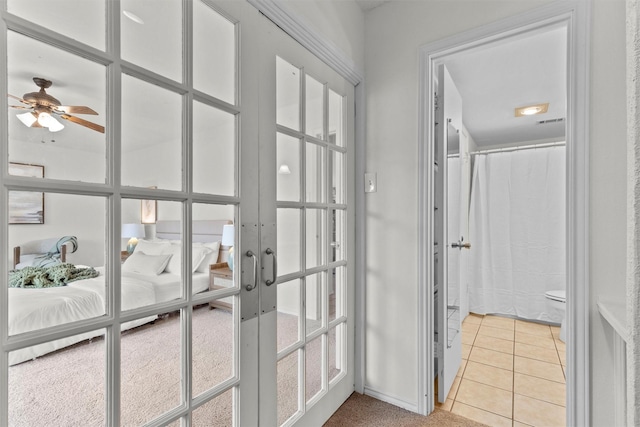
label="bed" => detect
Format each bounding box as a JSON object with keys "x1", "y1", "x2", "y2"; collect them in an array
[{"x1": 8, "y1": 220, "x2": 232, "y2": 366}]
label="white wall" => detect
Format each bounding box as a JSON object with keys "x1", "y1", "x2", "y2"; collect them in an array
[
  {"x1": 282, "y1": 0, "x2": 365, "y2": 76},
  {"x1": 364, "y1": 0, "x2": 554, "y2": 406},
  {"x1": 364, "y1": 1, "x2": 627, "y2": 422},
  {"x1": 589, "y1": 1, "x2": 628, "y2": 425}
]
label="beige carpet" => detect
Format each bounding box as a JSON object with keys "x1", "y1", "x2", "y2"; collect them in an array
[
  {"x1": 324, "y1": 393, "x2": 489, "y2": 427},
  {"x1": 9, "y1": 307, "x2": 237, "y2": 426},
  {"x1": 8, "y1": 306, "x2": 330, "y2": 426}
]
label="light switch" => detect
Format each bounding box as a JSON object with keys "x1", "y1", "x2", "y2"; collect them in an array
[{"x1": 365, "y1": 172, "x2": 377, "y2": 193}]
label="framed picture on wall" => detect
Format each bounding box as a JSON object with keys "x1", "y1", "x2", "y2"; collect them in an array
[
  {"x1": 141, "y1": 197, "x2": 157, "y2": 224},
  {"x1": 9, "y1": 162, "x2": 44, "y2": 224}
]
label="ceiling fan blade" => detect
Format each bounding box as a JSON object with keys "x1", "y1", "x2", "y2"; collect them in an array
[
  {"x1": 8, "y1": 94, "x2": 30, "y2": 104},
  {"x1": 9, "y1": 105, "x2": 32, "y2": 110},
  {"x1": 55, "y1": 105, "x2": 99, "y2": 115},
  {"x1": 60, "y1": 114, "x2": 105, "y2": 133}
]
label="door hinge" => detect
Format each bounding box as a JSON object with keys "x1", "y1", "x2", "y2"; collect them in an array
[{"x1": 434, "y1": 93, "x2": 439, "y2": 111}]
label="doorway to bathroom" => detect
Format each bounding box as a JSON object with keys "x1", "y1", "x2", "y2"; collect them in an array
[{"x1": 418, "y1": 2, "x2": 590, "y2": 426}]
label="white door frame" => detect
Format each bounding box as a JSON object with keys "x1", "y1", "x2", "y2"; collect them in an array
[{"x1": 417, "y1": 2, "x2": 591, "y2": 425}]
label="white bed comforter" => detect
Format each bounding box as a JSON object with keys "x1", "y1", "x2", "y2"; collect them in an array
[{"x1": 8, "y1": 272, "x2": 158, "y2": 366}]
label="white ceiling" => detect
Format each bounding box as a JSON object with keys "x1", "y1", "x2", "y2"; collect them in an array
[{"x1": 442, "y1": 25, "x2": 567, "y2": 147}]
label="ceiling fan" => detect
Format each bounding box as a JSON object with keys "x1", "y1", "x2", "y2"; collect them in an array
[{"x1": 8, "y1": 77, "x2": 104, "y2": 134}]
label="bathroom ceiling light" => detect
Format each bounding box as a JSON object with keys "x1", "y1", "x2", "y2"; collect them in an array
[{"x1": 515, "y1": 103, "x2": 549, "y2": 117}]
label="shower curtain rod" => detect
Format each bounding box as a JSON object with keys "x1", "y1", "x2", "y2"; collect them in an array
[
  {"x1": 471, "y1": 140, "x2": 566, "y2": 155},
  {"x1": 446, "y1": 141, "x2": 566, "y2": 158}
]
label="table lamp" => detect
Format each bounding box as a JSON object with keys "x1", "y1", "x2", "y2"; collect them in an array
[
  {"x1": 221, "y1": 224, "x2": 234, "y2": 270},
  {"x1": 122, "y1": 223, "x2": 145, "y2": 254}
]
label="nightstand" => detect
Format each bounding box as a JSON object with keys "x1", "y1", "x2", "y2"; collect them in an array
[
  {"x1": 209, "y1": 264, "x2": 233, "y2": 310},
  {"x1": 120, "y1": 251, "x2": 130, "y2": 264}
]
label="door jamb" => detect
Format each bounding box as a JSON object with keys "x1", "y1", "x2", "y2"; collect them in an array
[{"x1": 417, "y1": 2, "x2": 591, "y2": 425}]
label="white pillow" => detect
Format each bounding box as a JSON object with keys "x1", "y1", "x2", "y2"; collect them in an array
[
  {"x1": 122, "y1": 251, "x2": 171, "y2": 275},
  {"x1": 162, "y1": 245, "x2": 211, "y2": 274},
  {"x1": 195, "y1": 241, "x2": 221, "y2": 273},
  {"x1": 135, "y1": 240, "x2": 171, "y2": 255},
  {"x1": 15, "y1": 254, "x2": 39, "y2": 270}
]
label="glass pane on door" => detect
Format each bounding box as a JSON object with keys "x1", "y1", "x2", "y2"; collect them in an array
[
  {"x1": 277, "y1": 133, "x2": 301, "y2": 202},
  {"x1": 8, "y1": 192, "x2": 106, "y2": 336},
  {"x1": 277, "y1": 350, "x2": 300, "y2": 425},
  {"x1": 193, "y1": 102, "x2": 236, "y2": 196},
  {"x1": 329, "y1": 89, "x2": 344, "y2": 147},
  {"x1": 193, "y1": 0, "x2": 237, "y2": 104},
  {"x1": 278, "y1": 279, "x2": 301, "y2": 352},
  {"x1": 8, "y1": 329, "x2": 106, "y2": 426},
  {"x1": 305, "y1": 335, "x2": 323, "y2": 403},
  {"x1": 120, "y1": 311, "x2": 182, "y2": 425},
  {"x1": 7, "y1": 32, "x2": 107, "y2": 184},
  {"x1": 305, "y1": 75, "x2": 324, "y2": 139},
  {"x1": 328, "y1": 323, "x2": 345, "y2": 383},
  {"x1": 192, "y1": 389, "x2": 234, "y2": 427},
  {"x1": 305, "y1": 273, "x2": 325, "y2": 336},
  {"x1": 121, "y1": 75, "x2": 182, "y2": 190},
  {"x1": 121, "y1": 0, "x2": 182, "y2": 81},
  {"x1": 276, "y1": 57, "x2": 301, "y2": 131},
  {"x1": 306, "y1": 209, "x2": 325, "y2": 269},
  {"x1": 8, "y1": 0, "x2": 105, "y2": 50},
  {"x1": 277, "y1": 209, "x2": 301, "y2": 276},
  {"x1": 306, "y1": 143, "x2": 325, "y2": 203}
]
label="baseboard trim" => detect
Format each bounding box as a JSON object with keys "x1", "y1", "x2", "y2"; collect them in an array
[{"x1": 363, "y1": 387, "x2": 419, "y2": 413}]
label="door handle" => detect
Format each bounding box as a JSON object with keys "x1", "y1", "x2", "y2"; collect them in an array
[
  {"x1": 450, "y1": 237, "x2": 471, "y2": 250},
  {"x1": 265, "y1": 248, "x2": 277, "y2": 286},
  {"x1": 450, "y1": 242, "x2": 471, "y2": 249},
  {"x1": 245, "y1": 250, "x2": 258, "y2": 291}
]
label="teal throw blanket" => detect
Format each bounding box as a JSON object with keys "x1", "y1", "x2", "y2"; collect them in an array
[{"x1": 9, "y1": 263, "x2": 99, "y2": 288}]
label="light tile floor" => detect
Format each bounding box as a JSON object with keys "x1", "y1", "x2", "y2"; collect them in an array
[{"x1": 435, "y1": 314, "x2": 566, "y2": 427}]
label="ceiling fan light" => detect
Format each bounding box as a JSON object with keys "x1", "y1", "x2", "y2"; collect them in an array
[
  {"x1": 16, "y1": 112, "x2": 37, "y2": 127},
  {"x1": 37, "y1": 112, "x2": 53, "y2": 127},
  {"x1": 47, "y1": 117, "x2": 65, "y2": 132}
]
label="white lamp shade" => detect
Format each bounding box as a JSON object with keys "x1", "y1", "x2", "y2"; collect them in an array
[
  {"x1": 17, "y1": 112, "x2": 38, "y2": 127},
  {"x1": 122, "y1": 223, "x2": 145, "y2": 238},
  {"x1": 46, "y1": 117, "x2": 65, "y2": 132},
  {"x1": 221, "y1": 224, "x2": 234, "y2": 246}
]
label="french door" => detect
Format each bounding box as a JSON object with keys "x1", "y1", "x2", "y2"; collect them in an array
[
  {"x1": 257, "y1": 14, "x2": 355, "y2": 426},
  {"x1": 1, "y1": 1, "x2": 354, "y2": 426}
]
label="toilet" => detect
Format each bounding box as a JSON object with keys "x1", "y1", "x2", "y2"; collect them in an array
[{"x1": 545, "y1": 290, "x2": 566, "y2": 342}]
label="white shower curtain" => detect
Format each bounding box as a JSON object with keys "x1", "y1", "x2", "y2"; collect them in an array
[{"x1": 468, "y1": 146, "x2": 565, "y2": 323}]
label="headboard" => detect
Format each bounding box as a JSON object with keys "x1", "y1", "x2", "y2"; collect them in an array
[
  {"x1": 155, "y1": 220, "x2": 231, "y2": 243},
  {"x1": 155, "y1": 220, "x2": 232, "y2": 263}
]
